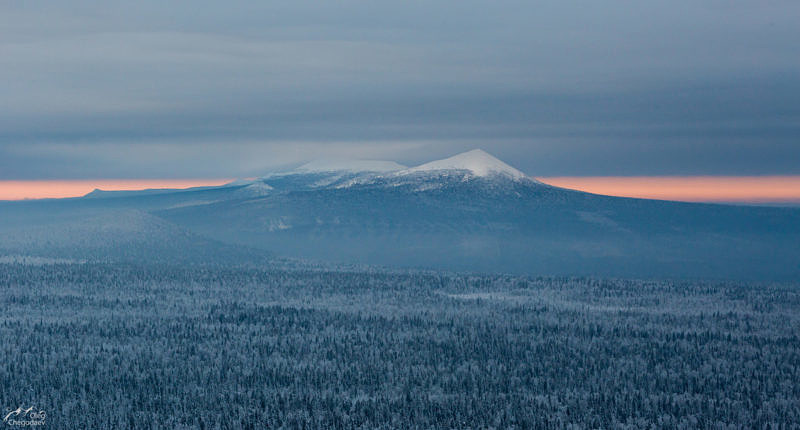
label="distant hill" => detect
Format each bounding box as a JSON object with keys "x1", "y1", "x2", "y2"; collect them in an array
[{"x1": 2, "y1": 149, "x2": 799, "y2": 279}]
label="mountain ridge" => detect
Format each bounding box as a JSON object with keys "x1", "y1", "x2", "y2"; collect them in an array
[
  {"x1": 1, "y1": 149, "x2": 798, "y2": 279},
  {"x1": 401, "y1": 149, "x2": 528, "y2": 180}
]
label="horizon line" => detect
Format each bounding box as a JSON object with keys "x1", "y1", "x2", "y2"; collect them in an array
[
  {"x1": 541, "y1": 176, "x2": 800, "y2": 204},
  {"x1": 0, "y1": 176, "x2": 799, "y2": 205}
]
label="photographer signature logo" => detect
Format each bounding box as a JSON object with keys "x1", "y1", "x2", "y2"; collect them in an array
[{"x1": 3, "y1": 407, "x2": 45, "y2": 427}]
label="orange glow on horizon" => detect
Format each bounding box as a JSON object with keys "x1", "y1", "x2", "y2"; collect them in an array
[
  {"x1": 538, "y1": 176, "x2": 800, "y2": 204},
  {"x1": 0, "y1": 179, "x2": 234, "y2": 200},
  {"x1": 0, "y1": 177, "x2": 799, "y2": 204}
]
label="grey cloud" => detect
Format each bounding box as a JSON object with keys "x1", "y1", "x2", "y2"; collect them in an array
[{"x1": 0, "y1": 1, "x2": 798, "y2": 178}]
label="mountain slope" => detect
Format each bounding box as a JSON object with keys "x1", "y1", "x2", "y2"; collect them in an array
[
  {"x1": 3, "y1": 149, "x2": 799, "y2": 278},
  {"x1": 154, "y1": 151, "x2": 800, "y2": 279},
  {"x1": 0, "y1": 202, "x2": 269, "y2": 264}
]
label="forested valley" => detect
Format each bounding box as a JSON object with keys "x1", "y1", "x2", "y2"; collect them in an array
[{"x1": 1, "y1": 261, "x2": 799, "y2": 428}]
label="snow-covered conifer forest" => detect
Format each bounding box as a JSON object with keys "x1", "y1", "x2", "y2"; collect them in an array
[{"x1": 2, "y1": 261, "x2": 798, "y2": 428}]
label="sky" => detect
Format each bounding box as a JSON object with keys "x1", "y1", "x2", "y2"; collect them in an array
[{"x1": 1, "y1": 1, "x2": 799, "y2": 185}]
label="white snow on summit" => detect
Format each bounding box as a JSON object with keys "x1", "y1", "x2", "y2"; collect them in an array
[
  {"x1": 402, "y1": 149, "x2": 527, "y2": 179},
  {"x1": 295, "y1": 159, "x2": 407, "y2": 173},
  {"x1": 239, "y1": 181, "x2": 273, "y2": 196}
]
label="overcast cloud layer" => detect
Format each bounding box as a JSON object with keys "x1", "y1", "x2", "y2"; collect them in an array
[{"x1": 1, "y1": 1, "x2": 799, "y2": 179}]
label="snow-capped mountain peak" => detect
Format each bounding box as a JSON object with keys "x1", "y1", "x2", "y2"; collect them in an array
[
  {"x1": 295, "y1": 159, "x2": 407, "y2": 173},
  {"x1": 402, "y1": 149, "x2": 527, "y2": 179}
]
